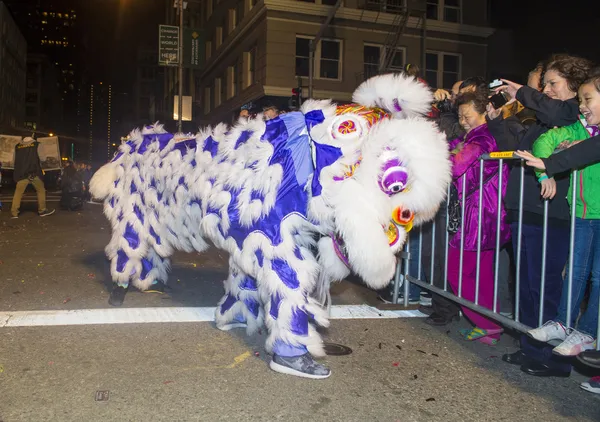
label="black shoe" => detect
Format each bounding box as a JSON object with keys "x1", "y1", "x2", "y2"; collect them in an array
[
  {"x1": 520, "y1": 361, "x2": 570, "y2": 378},
  {"x1": 377, "y1": 290, "x2": 420, "y2": 305},
  {"x1": 39, "y1": 209, "x2": 55, "y2": 217},
  {"x1": 502, "y1": 350, "x2": 528, "y2": 366},
  {"x1": 424, "y1": 312, "x2": 460, "y2": 326},
  {"x1": 577, "y1": 350, "x2": 600, "y2": 369},
  {"x1": 418, "y1": 305, "x2": 435, "y2": 316},
  {"x1": 108, "y1": 285, "x2": 128, "y2": 307}
]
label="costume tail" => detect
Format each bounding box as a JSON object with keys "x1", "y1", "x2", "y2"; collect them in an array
[{"x1": 89, "y1": 162, "x2": 119, "y2": 201}]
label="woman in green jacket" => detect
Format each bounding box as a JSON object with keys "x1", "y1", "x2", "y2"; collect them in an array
[{"x1": 525, "y1": 70, "x2": 600, "y2": 357}]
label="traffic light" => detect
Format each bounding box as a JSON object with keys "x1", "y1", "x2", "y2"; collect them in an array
[{"x1": 289, "y1": 86, "x2": 302, "y2": 110}]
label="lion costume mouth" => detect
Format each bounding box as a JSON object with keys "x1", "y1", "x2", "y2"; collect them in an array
[{"x1": 331, "y1": 212, "x2": 410, "y2": 269}]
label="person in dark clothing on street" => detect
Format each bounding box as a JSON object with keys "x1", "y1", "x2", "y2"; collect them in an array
[
  {"x1": 60, "y1": 161, "x2": 84, "y2": 211},
  {"x1": 486, "y1": 55, "x2": 593, "y2": 378},
  {"x1": 10, "y1": 137, "x2": 55, "y2": 218}
]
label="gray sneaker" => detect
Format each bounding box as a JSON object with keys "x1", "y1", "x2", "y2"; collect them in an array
[{"x1": 269, "y1": 353, "x2": 331, "y2": 379}]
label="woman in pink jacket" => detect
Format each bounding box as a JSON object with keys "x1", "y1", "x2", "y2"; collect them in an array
[{"x1": 448, "y1": 91, "x2": 511, "y2": 345}]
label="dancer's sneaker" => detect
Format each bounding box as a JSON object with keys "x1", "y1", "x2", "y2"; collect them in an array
[
  {"x1": 216, "y1": 321, "x2": 247, "y2": 331},
  {"x1": 527, "y1": 320, "x2": 568, "y2": 342},
  {"x1": 552, "y1": 330, "x2": 596, "y2": 356},
  {"x1": 216, "y1": 315, "x2": 247, "y2": 331},
  {"x1": 270, "y1": 353, "x2": 331, "y2": 379},
  {"x1": 38, "y1": 209, "x2": 55, "y2": 217}
]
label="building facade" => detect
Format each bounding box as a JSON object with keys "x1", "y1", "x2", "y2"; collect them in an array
[
  {"x1": 192, "y1": 0, "x2": 493, "y2": 125},
  {"x1": 0, "y1": 1, "x2": 26, "y2": 132},
  {"x1": 5, "y1": 0, "x2": 83, "y2": 137},
  {"x1": 25, "y1": 54, "x2": 62, "y2": 132}
]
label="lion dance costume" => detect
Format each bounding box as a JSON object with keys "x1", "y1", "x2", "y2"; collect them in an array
[{"x1": 90, "y1": 74, "x2": 451, "y2": 379}]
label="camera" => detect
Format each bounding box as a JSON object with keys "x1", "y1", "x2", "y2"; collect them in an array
[
  {"x1": 436, "y1": 98, "x2": 454, "y2": 114},
  {"x1": 489, "y1": 92, "x2": 509, "y2": 109},
  {"x1": 489, "y1": 79, "x2": 506, "y2": 89}
]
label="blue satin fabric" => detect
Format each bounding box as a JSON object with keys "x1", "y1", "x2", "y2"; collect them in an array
[
  {"x1": 311, "y1": 142, "x2": 343, "y2": 197},
  {"x1": 221, "y1": 113, "x2": 314, "y2": 249}
]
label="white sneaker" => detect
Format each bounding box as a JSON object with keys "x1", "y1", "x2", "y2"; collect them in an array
[
  {"x1": 553, "y1": 330, "x2": 596, "y2": 356},
  {"x1": 527, "y1": 320, "x2": 568, "y2": 342}
]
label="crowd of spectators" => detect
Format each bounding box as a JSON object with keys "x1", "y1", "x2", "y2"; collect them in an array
[{"x1": 397, "y1": 55, "x2": 600, "y2": 395}]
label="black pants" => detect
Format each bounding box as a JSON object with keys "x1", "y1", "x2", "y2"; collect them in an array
[{"x1": 513, "y1": 222, "x2": 572, "y2": 372}]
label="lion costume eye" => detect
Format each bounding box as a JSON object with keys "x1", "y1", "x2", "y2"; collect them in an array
[
  {"x1": 379, "y1": 158, "x2": 408, "y2": 196},
  {"x1": 329, "y1": 115, "x2": 365, "y2": 142}
]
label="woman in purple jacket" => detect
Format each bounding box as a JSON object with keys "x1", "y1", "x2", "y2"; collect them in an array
[{"x1": 448, "y1": 91, "x2": 511, "y2": 345}]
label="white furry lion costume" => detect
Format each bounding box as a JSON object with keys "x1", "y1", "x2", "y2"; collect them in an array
[{"x1": 90, "y1": 74, "x2": 451, "y2": 378}]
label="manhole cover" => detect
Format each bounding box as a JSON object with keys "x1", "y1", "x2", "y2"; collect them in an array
[{"x1": 323, "y1": 343, "x2": 353, "y2": 356}]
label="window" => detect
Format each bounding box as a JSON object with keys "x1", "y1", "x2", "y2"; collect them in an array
[
  {"x1": 426, "y1": 0, "x2": 461, "y2": 23},
  {"x1": 425, "y1": 51, "x2": 460, "y2": 89},
  {"x1": 215, "y1": 78, "x2": 222, "y2": 106},
  {"x1": 232, "y1": 61, "x2": 241, "y2": 97},
  {"x1": 204, "y1": 86, "x2": 212, "y2": 114},
  {"x1": 229, "y1": 9, "x2": 236, "y2": 32},
  {"x1": 320, "y1": 40, "x2": 341, "y2": 79},
  {"x1": 295, "y1": 36, "x2": 342, "y2": 80},
  {"x1": 215, "y1": 27, "x2": 223, "y2": 48},
  {"x1": 363, "y1": 44, "x2": 405, "y2": 78},
  {"x1": 206, "y1": 40, "x2": 212, "y2": 60},
  {"x1": 221, "y1": 72, "x2": 227, "y2": 101},
  {"x1": 295, "y1": 37, "x2": 310, "y2": 77},
  {"x1": 363, "y1": 45, "x2": 380, "y2": 79},
  {"x1": 236, "y1": 1, "x2": 245, "y2": 23},
  {"x1": 222, "y1": 14, "x2": 228, "y2": 36},
  {"x1": 249, "y1": 46, "x2": 257, "y2": 85}
]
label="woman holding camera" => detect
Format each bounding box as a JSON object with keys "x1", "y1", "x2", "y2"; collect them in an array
[{"x1": 486, "y1": 55, "x2": 592, "y2": 377}]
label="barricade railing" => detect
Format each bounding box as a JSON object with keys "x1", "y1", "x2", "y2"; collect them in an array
[{"x1": 391, "y1": 151, "x2": 600, "y2": 349}]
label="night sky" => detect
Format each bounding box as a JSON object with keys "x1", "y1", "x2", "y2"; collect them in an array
[{"x1": 490, "y1": 0, "x2": 600, "y2": 74}]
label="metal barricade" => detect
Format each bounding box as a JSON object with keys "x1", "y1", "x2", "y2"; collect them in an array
[{"x1": 391, "y1": 151, "x2": 600, "y2": 349}]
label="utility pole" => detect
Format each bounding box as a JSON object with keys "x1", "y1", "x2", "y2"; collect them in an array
[
  {"x1": 177, "y1": 0, "x2": 184, "y2": 133},
  {"x1": 308, "y1": 0, "x2": 343, "y2": 99}
]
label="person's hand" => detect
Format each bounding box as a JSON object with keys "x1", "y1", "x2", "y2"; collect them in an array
[
  {"x1": 434, "y1": 89, "x2": 451, "y2": 102},
  {"x1": 557, "y1": 139, "x2": 583, "y2": 150},
  {"x1": 515, "y1": 150, "x2": 546, "y2": 170},
  {"x1": 496, "y1": 79, "x2": 522, "y2": 105},
  {"x1": 540, "y1": 176, "x2": 556, "y2": 199},
  {"x1": 486, "y1": 102, "x2": 502, "y2": 120}
]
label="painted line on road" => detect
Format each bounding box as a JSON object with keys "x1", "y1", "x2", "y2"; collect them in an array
[{"x1": 0, "y1": 305, "x2": 426, "y2": 327}]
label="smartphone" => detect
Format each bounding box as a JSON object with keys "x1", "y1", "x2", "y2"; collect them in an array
[
  {"x1": 489, "y1": 92, "x2": 508, "y2": 109},
  {"x1": 489, "y1": 79, "x2": 506, "y2": 89}
]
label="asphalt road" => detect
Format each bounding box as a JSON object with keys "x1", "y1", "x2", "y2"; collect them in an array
[{"x1": 0, "y1": 198, "x2": 599, "y2": 421}]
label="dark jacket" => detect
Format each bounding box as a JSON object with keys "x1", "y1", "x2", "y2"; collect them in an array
[
  {"x1": 487, "y1": 86, "x2": 579, "y2": 227},
  {"x1": 437, "y1": 110, "x2": 465, "y2": 142},
  {"x1": 61, "y1": 166, "x2": 84, "y2": 194},
  {"x1": 13, "y1": 140, "x2": 43, "y2": 182},
  {"x1": 542, "y1": 134, "x2": 600, "y2": 177}
]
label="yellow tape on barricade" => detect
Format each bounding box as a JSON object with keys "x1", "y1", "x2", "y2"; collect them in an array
[{"x1": 488, "y1": 151, "x2": 515, "y2": 159}]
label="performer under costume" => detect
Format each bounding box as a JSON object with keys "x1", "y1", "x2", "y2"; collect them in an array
[{"x1": 90, "y1": 74, "x2": 451, "y2": 379}]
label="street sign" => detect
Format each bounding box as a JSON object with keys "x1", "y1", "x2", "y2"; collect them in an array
[
  {"x1": 183, "y1": 28, "x2": 204, "y2": 69},
  {"x1": 158, "y1": 25, "x2": 180, "y2": 66}
]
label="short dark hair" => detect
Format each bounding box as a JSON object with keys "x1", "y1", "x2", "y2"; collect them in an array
[
  {"x1": 455, "y1": 91, "x2": 488, "y2": 115},
  {"x1": 459, "y1": 76, "x2": 489, "y2": 96},
  {"x1": 543, "y1": 55, "x2": 593, "y2": 93}
]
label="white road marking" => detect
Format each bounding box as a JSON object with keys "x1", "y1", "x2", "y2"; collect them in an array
[{"x1": 0, "y1": 305, "x2": 426, "y2": 327}]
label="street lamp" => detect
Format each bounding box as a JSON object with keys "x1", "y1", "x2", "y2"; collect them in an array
[{"x1": 49, "y1": 132, "x2": 54, "y2": 136}]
